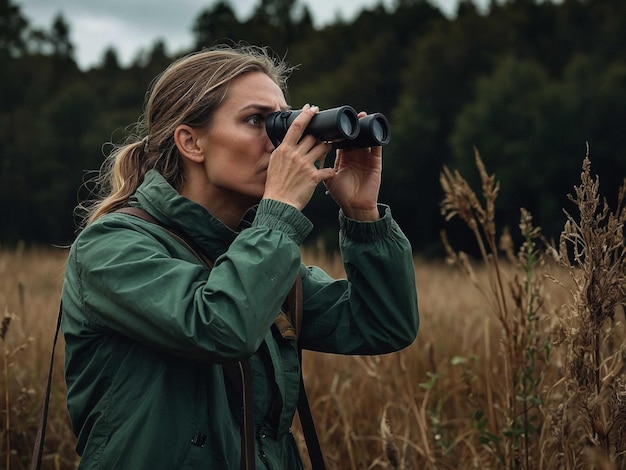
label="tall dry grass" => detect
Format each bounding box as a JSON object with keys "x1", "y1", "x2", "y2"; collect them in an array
[
  {"x1": 0, "y1": 244, "x2": 76, "y2": 469},
  {"x1": 1, "y1": 151, "x2": 625, "y2": 469}
]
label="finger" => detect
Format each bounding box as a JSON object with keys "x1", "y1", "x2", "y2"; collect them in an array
[
  {"x1": 282, "y1": 104, "x2": 319, "y2": 145},
  {"x1": 318, "y1": 167, "x2": 338, "y2": 183},
  {"x1": 297, "y1": 134, "x2": 320, "y2": 154},
  {"x1": 333, "y1": 151, "x2": 341, "y2": 171},
  {"x1": 371, "y1": 145, "x2": 383, "y2": 158},
  {"x1": 314, "y1": 142, "x2": 333, "y2": 169},
  {"x1": 314, "y1": 146, "x2": 329, "y2": 170}
]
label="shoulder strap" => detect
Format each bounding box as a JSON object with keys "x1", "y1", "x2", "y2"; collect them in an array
[
  {"x1": 222, "y1": 360, "x2": 255, "y2": 470},
  {"x1": 32, "y1": 208, "x2": 325, "y2": 470},
  {"x1": 286, "y1": 275, "x2": 303, "y2": 337},
  {"x1": 115, "y1": 206, "x2": 215, "y2": 268},
  {"x1": 118, "y1": 207, "x2": 326, "y2": 469},
  {"x1": 115, "y1": 207, "x2": 258, "y2": 469},
  {"x1": 286, "y1": 276, "x2": 327, "y2": 470},
  {"x1": 30, "y1": 303, "x2": 63, "y2": 470}
]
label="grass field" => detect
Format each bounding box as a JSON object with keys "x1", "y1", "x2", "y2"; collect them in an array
[{"x1": 2, "y1": 153, "x2": 625, "y2": 469}]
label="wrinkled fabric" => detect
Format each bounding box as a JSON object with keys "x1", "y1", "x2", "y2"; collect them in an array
[{"x1": 62, "y1": 169, "x2": 419, "y2": 469}]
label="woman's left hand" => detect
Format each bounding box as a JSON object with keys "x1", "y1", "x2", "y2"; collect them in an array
[{"x1": 324, "y1": 112, "x2": 382, "y2": 221}]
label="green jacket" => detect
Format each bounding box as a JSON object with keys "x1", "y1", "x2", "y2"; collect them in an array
[{"x1": 62, "y1": 170, "x2": 419, "y2": 469}]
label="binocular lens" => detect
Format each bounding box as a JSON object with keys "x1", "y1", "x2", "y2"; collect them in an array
[
  {"x1": 334, "y1": 113, "x2": 390, "y2": 149},
  {"x1": 340, "y1": 113, "x2": 356, "y2": 137},
  {"x1": 372, "y1": 119, "x2": 385, "y2": 142}
]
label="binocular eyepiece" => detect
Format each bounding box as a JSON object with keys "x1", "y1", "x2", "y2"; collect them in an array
[{"x1": 265, "y1": 105, "x2": 391, "y2": 150}]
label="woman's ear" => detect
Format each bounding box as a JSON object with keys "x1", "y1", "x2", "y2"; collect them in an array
[{"x1": 174, "y1": 125, "x2": 205, "y2": 163}]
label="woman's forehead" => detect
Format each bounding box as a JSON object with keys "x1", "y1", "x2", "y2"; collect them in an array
[{"x1": 225, "y1": 71, "x2": 287, "y2": 109}]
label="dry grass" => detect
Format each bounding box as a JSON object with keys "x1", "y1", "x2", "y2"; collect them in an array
[
  {"x1": 0, "y1": 244, "x2": 76, "y2": 469},
  {"x1": 2, "y1": 151, "x2": 625, "y2": 469}
]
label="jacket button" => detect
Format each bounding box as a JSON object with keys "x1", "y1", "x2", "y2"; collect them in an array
[{"x1": 191, "y1": 431, "x2": 207, "y2": 447}]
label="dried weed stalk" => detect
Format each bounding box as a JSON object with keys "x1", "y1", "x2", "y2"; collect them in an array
[
  {"x1": 440, "y1": 148, "x2": 550, "y2": 469},
  {"x1": 2, "y1": 308, "x2": 33, "y2": 470},
  {"x1": 545, "y1": 154, "x2": 626, "y2": 469}
]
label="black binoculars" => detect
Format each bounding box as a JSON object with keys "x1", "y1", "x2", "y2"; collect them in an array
[{"x1": 265, "y1": 105, "x2": 391, "y2": 150}]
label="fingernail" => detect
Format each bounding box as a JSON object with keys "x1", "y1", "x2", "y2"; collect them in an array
[
  {"x1": 310, "y1": 104, "x2": 319, "y2": 112},
  {"x1": 302, "y1": 103, "x2": 310, "y2": 110}
]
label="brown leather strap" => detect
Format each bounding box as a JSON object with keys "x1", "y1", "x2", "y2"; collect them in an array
[
  {"x1": 239, "y1": 361, "x2": 256, "y2": 470},
  {"x1": 286, "y1": 276, "x2": 327, "y2": 470},
  {"x1": 297, "y1": 373, "x2": 326, "y2": 469},
  {"x1": 222, "y1": 360, "x2": 256, "y2": 470},
  {"x1": 115, "y1": 207, "x2": 216, "y2": 269},
  {"x1": 117, "y1": 207, "x2": 325, "y2": 468},
  {"x1": 286, "y1": 275, "x2": 303, "y2": 338},
  {"x1": 35, "y1": 207, "x2": 320, "y2": 470},
  {"x1": 30, "y1": 302, "x2": 63, "y2": 470},
  {"x1": 115, "y1": 207, "x2": 258, "y2": 469}
]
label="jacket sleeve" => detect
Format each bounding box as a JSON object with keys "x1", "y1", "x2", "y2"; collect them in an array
[
  {"x1": 62, "y1": 200, "x2": 309, "y2": 362},
  {"x1": 299, "y1": 205, "x2": 419, "y2": 355}
]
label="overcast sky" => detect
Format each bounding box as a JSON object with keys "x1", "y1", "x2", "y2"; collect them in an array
[{"x1": 18, "y1": 0, "x2": 490, "y2": 70}]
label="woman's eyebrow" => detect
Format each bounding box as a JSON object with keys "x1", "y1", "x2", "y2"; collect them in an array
[{"x1": 240, "y1": 103, "x2": 292, "y2": 113}]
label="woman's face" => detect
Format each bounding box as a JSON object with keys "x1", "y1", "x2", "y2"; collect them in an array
[{"x1": 196, "y1": 71, "x2": 287, "y2": 211}]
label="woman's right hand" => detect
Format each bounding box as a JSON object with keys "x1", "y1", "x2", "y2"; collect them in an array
[{"x1": 262, "y1": 104, "x2": 336, "y2": 211}]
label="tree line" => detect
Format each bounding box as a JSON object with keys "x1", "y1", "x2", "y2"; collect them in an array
[{"x1": 1, "y1": 0, "x2": 625, "y2": 256}]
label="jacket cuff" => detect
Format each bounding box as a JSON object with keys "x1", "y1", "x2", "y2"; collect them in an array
[
  {"x1": 253, "y1": 199, "x2": 313, "y2": 245},
  {"x1": 339, "y1": 204, "x2": 392, "y2": 242}
]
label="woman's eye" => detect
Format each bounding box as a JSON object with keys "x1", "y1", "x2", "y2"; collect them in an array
[{"x1": 246, "y1": 115, "x2": 263, "y2": 126}]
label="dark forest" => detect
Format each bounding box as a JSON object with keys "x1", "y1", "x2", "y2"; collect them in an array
[{"x1": 2, "y1": 0, "x2": 625, "y2": 256}]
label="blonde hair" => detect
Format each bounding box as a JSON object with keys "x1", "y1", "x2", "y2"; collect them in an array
[{"x1": 80, "y1": 44, "x2": 291, "y2": 226}]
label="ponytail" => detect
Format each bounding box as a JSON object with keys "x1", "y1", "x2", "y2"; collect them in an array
[{"x1": 77, "y1": 137, "x2": 146, "y2": 227}]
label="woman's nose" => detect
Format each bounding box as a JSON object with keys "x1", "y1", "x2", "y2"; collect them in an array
[{"x1": 264, "y1": 133, "x2": 276, "y2": 153}]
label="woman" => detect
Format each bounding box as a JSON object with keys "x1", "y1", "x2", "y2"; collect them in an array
[{"x1": 61, "y1": 44, "x2": 419, "y2": 469}]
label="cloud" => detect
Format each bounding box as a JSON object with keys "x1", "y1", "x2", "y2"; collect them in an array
[{"x1": 21, "y1": 0, "x2": 201, "y2": 66}]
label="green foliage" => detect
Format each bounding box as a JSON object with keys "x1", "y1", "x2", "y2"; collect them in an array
[
  {"x1": 0, "y1": 0, "x2": 27, "y2": 56},
  {"x1": 451, "y1": 53, "x2": 626, "y2": 243},
  {"x1": 2, "y1": 0, "x2": 626, "y2": 252}
]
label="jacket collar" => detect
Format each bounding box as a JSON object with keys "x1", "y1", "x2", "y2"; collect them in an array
[{"x1": 129, "y1": 170, "x2": 254, "y2": 259}]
